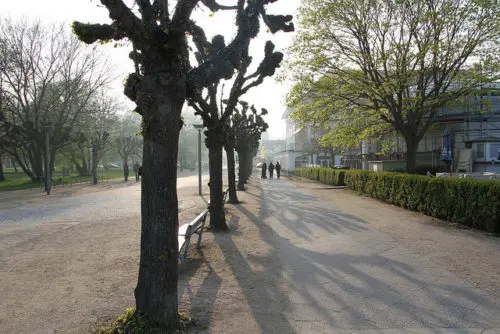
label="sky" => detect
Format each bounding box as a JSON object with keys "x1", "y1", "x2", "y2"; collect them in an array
[{"x1": 0, "y1": 0, "x2": 301, "y2": 139}]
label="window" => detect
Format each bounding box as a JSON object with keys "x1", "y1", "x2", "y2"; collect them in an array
[
  {"x1": 490, "y1": 143, "x2": 500, "y2": 161},
  {"x1": 476, "y1": 143, "x2": 485, "y2": 158}
]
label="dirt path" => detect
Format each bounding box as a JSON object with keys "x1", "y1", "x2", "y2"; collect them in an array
[
  {"x1": 1, "y1": 174, "x2": 499, "y2": 333},
  {"x1": 0, "y1": 178, "x2": 209, "y2": 334},
  {"x1": 179, "y1": 176, "x2": 500, "y2": 333}
]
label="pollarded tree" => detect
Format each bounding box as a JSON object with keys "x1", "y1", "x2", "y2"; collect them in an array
[
  {"x1": 285, "y1": 0, "x2": 499, "y2": 173},
  {"x1": 231, "y1": 102, "x2": 268, "y2": 190},
  {"x1": 188, "y1": 38, "x2": 286, "y2": 229},
  {"x1": 72, "y1": 0, "x2": 293, "y2": 328}
]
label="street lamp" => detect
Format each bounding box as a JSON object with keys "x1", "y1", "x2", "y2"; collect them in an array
[{"x1": 193, "y1": 124, "x2": 204, "y2": 195}]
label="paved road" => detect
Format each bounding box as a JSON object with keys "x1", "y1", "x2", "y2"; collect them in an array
[{"x1": 245, "y1": 177, "x2": 500, "y2": 333}]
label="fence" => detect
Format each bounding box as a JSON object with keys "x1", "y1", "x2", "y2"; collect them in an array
[{"x1": 1, "y1": 171, "x2": 112, "y2": 191}]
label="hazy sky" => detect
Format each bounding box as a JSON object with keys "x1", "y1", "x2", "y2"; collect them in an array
[{"x1": 1, "y1": 0, "x2": 300, "y2": 139}]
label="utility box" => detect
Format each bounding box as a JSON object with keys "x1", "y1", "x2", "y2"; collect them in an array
[{"x1": 368, "y1": 160, "x2": 406, "y2": 172}]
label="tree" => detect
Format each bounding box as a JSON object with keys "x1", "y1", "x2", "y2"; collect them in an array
[
  {"x1": 72, "y1": 0, "x2": 293, "y2": 328},
  {"x1": 285, "y1": 0, "x2": 499, "y2": 173},
  {"x1": 115, "y1": 136, "x2": 142, "y2": 181},
  {"x1": 60, "y1": 91, "x2": 119, "y2": 176},
  {"x1": 0, "y1": 18, "x2": 111, "y2": 180},
  {"x1": 231, "y1": 102, "x2": 268, "y2": 190},
  {"x1": 188, "y1": 38, "x2": 286, "y2": 229}
]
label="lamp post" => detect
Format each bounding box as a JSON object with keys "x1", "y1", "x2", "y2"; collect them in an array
[{"x1": 193, "y1": 124, "x2": 204, "y2": 195}]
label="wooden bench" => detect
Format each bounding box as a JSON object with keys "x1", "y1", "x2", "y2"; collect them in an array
[
  {"x1": 179, "y1": 188, "x2": 230, "y2": 263},
  {"x1": 178, "y1": 209, "x2": 208, "y2": 264}
]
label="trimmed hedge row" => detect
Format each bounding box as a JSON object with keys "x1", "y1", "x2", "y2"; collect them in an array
[{"x1": 295, "y1": 167, "x2": 500, "y2": 233}]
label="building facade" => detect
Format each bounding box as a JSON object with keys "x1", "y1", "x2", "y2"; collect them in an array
[{"x1": 277, "y1": 91, "x2": 500, "y2": 174}]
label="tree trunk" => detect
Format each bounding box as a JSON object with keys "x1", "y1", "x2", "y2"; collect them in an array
[
  {"x1": 12, "y1": 152, "x2": 35, "y2": 180},
  {"x1": 31, "y1": 146, "x2": 44, "y2": 181},
  {"x1": 0, "y1": 154, "x2": 5, "y2": 182},
  {"x1": 237, "y1": 149, "x2": 246, "y2": 190},
  {"x1": 80, "y1": 146, "x2": 89, "y2": 175},
  {"x1": 225, "y1": 145, "x2": 238, "y2": 203},
  {"x1": 134, "y1": 92, "x2": 182, "y2": 329},
  {"x1": 404, "y1": 136, "x2": 419, "y2": 174},
  {"x1": 92, "y1": 148, "x2": 98, "y2": 184},
  {"x1": 208, "y1": 143, "x2": 228, "y2": 231},
  {"x1": 123, "y1": 155, "x2": 129, "y2": 182}
]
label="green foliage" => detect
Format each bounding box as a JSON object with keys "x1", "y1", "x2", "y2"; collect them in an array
[
  {"x1": 96, "y1": 308, "x2": 191, "y2": 334},
  {"x1": 295, "y1": 168, "x2": 500, "y2": 233},
  {"x1": 284, "y1": 0, "x2": 500, "y2": 162}
]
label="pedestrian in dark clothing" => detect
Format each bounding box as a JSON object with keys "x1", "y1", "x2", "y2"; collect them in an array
[
  {"x1": 275, "y1": 162, "x2": 281, "y2": 179},
  {"x1": 268, "y1": 162, "x2": 274, "y2": 179},
  {"x1": 138, "y1": 166, "x2": 142, "y2": 180},
  {"x1": 261, "y1": 162, "x2": 267, "y2": 179},
  {"x1": 133, "y1": 162, "x2": 140, "y2": 181}
]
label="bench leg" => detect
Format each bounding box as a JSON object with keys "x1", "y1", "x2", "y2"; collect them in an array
[
  {"x1": 182, "y1": 239, "x2": 191, "y2": 263},
  {"x1": 197, "y1": 217, "x2": 207, "y2": 248}
]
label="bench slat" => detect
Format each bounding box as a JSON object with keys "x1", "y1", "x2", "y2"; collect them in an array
[{"x1": 178, "y1": 224, "x2": 190, "y2": 236}]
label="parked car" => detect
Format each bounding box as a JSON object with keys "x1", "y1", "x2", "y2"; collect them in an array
[{"x1": 256, "y1": 162, "x2": 263, "y2": 168}]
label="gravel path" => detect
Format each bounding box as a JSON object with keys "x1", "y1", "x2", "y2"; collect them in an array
[
  {"x1": 0, "y1": 175, "x2": 209, "y2": 334},
  {"x1": 1, "y1": 173, "x2": 499, "y2": 333},
  {"x1": 179, "y1": 176, "x2": 500, "y2": 333}
]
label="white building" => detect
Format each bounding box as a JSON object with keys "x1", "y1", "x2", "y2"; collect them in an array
[{"x1": 274, "y1": 108, "x2": 340, "y2": 172}]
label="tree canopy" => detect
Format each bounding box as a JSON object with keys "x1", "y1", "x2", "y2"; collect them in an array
[{"x1": 285, "y1": 0, "x2": 499, "y2": 172}]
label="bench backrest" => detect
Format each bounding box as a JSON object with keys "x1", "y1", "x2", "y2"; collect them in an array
[{"x1": 186, "y1": 210, "x2": 208, "y2": 237}]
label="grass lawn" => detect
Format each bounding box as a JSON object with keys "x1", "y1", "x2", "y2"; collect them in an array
[{"x1": 0, "y1": 168, "x2": 125, "y2": 191}]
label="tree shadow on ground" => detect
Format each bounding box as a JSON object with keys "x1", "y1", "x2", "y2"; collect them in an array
[
  {"x1": 231, "y1": 180, "x2": 500, "y2": 330},
  {"x1": 210, "y1": 213, "x2": 297, "y2": 333},
  {"x1": 178, "y1": 249, "x2": 221, "y2": 330}
]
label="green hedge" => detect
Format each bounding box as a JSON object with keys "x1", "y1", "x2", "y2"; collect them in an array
[{"x1": 295, "y1": 168, "x2": 500, "y2": 233}]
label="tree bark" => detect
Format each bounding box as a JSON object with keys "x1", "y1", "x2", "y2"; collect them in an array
[
  {"x1": 208, "y1": 143, "x2": 228, "y2": 231},
  {"x1": 92, "y1": 148, "x2": 98, "y2": 184},
  {"x1": 237, "y1": 149, "x2": 246, "y2": 190},
  {"x1": 135, "y1": 95, "x2": 182, "y2": 329},
  {"x1": 11, "y1": 151, "x2": 35, "y2": 180},
  {"x1": 0, "y1": 154, "x2": 5, "y2": 182},
  {"x1": 123, "y1": 155, "x2": 129, "y2": 182},
  {"x1": 225, "y1": 145, "x2": 238, "y2": 203},
  {"x1": 404, "y1": 136, "x2": 419, "y2": 174},
  {"x1": 31, "y1": 146, "x2": 44, "y2": 181}
]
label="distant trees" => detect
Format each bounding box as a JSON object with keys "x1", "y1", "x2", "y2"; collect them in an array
[
  {"x1": 232, "y1": 103, "x2": 268, "y2": 190},
  {"x1": 115, "y1": 136, "x2": 141, "y2": 182},
  {"x1": 0, "y1": 18, "x2": 111, "y2": 180},
  {"x1": 187, "y1": 37, "x2": 286, "y2": 229}
]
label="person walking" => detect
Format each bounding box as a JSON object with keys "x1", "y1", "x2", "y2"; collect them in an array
[
  {"x1": 261, "y1": 162, "x2": 267, "y2": 179},
  {"x1": 268, "y1": 162, "x2": 275, "y2": 179},
  {"x1": 133, "y1": 162, "x2": 140, "y2": 182},
  {"x1": 275, "y1": 162, "x2": 281, "y2": 179}
]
